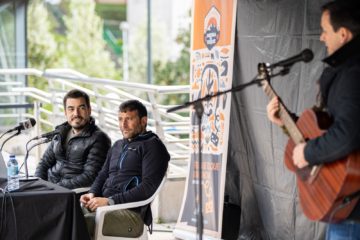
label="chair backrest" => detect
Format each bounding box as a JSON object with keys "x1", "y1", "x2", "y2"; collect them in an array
[{"x1": 94, "y1": 177, "x2": 166, "y2": 240}]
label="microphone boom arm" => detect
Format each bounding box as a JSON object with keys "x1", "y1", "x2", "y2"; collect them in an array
[
  {"x1": 22, "y1": 138, "x2": 50, "y2": 181},
  {"x1": 167, "y1": 76, "x2": 265, "y2": 113}
]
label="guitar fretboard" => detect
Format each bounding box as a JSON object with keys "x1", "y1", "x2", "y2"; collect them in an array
[{"x1": 262, "y1": 80, "x2": 304, "y2": 144}]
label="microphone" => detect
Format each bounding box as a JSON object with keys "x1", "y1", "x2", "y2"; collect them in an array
[
  {"x1": 270, "y1": 49, "x2": 314, "y2": 68},
  {"x1": 7, "y1": 118, "x2": 36, "y2": 133},
  {"x1": 32, "y1": 129, "x2": 60, "y2": 140},
  {"x1": 0, "y1": 118, "x2": 37, "y2": 151}
]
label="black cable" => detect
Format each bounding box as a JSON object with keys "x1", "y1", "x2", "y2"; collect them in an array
[
  {"x1": 0, "y1": 130, "x2": 21, "y2": 151},
  {"x1": 0, "y1": 188, "x2": 6, "y2": 237},
  {"x1": 1, "y1": 187, "x2": 18, "y2": 240},
  {"x1": 0, "y1": 130, "x2": 11, "y2": 140},
  {"x1": 18, "y1": 139, "x2": 33, "y2": 172},
  {"x1": 18, "y1": 139, "x2": 32, "y2": 172},
  {"x1": 19, "y1": 138, "x2": 51, "y2": 173}
]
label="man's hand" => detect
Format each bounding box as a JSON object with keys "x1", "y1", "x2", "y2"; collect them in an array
[
  {"x1": 80, "y1": 193, "x2": 94, "y2": 205},
  {"x1": 84, "y1": 197, "x2": 110, "y2": 212},
  {"x1": 292, "y1": 143, "x2": 309, "y2": 169},
  {"x1": 266, "y1": 97, "x2": 284, "y2": 127}
]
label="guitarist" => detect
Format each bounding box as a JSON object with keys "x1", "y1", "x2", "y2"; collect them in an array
[{"x1": 267, "y1": 1, "x2": 360, "y2": 239}]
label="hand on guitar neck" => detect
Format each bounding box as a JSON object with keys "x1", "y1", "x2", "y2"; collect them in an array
[
  {"x1": 266, "y1": 97, "x2": 309, "y2": 169},
  {"x1": 266, "y1": 97, "x2": 285, "y2": 127}
]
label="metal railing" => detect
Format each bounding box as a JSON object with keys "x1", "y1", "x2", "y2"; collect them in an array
[{"x1": 0, "y1": 68, "x2": 191, "y2": 178}]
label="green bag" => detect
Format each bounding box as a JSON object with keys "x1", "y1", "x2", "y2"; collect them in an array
[{"x1": 102, "y1": 209, "x2": 144, "y2": 238}]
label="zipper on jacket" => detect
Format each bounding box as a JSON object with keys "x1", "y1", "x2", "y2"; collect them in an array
[{"x1": 118, "y1": 143, "x2": 129, "y2": 169}]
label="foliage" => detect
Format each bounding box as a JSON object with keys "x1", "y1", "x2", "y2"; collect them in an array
[
  {"x1": 128, "y1": 19, "x2": 170, "y2": 83},
  {"x1": 27, "y1": 0, "x2": 122, "y2": 81},
  {"x1": 154, "y1": 27, "x2": 190, "y2": 86},
  {"x1": 95, "y1": 3, "x2": 126, "y2": 22},
  {"x1": 153, "y1": 27, "x2": 190, "y2": 104},
  {"x1": 27, "y1": 0, "x2": 190, "y2": 105},
  {"x1": 27, "y1": 0, "x2": 58, "y2": 89},
  {"x1": 56, "y1": 0, "x2": 121, "y2": 79},
  {"x1": 127, "y1": 18, "x2": 190, "y2": 104}
]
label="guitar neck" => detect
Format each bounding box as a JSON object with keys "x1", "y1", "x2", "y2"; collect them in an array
[{"x1": 262, "y1": 81, "x2": 304, "y2": 144}]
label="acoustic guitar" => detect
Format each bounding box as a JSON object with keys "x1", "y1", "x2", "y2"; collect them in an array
[{"x1": 258, "y1": 63, "x2": 360, "y2": 222}]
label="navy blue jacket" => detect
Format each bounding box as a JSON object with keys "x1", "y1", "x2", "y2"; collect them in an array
[{"x1": 89, "y1": 131, "x2": 170, "y2": 225}]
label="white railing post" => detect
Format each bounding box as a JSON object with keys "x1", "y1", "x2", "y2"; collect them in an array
[
  {"x1": 147, "y1": 92, "x2": 165, "y2": 141},
  {"x1": 33, "y1": 101, "x2": 42, "y2": 165}
]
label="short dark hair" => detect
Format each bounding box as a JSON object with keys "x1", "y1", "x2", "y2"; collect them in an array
[
  {"x1": 63, "y1": 89, "x2": 91, "y2": 108},
  {"x1": 119, "y1": 100, "x2": 147, "y2": 118},
  {"x1": 322, "y1": 1, "x2": 360, "y2": 36}
]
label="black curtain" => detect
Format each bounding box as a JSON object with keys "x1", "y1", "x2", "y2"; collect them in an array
[{"x1": 227, "y1": 0, "x2": 331, "y2": 239}]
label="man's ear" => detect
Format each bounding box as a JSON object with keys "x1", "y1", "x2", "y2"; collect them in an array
[
  {"x1": 141, "y1": 116, "x2": 148, "y2": 127},
  {"x1": 339, "y1": 27, "x2": 353, "y2": 44}
]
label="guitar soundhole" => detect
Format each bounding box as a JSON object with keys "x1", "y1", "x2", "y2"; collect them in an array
[{"x1": 296, "y1": 165, "x2": 320, "y2": 183}]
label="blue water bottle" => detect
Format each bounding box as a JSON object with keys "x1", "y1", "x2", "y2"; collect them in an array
[{"x1": 7, "y1": 154, "x2": 19, "y2": 191}]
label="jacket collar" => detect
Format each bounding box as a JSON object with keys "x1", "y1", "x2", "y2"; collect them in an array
[
  {"x1": 125, "y1": 130, "x2": 156, "y2": 143},
  {"x1": 323, "y1": 35, "x2": 360, "y2": 67}
]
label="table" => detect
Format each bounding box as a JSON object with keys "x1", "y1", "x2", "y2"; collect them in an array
[{"x1": 0, "y1": 178, "x2": 90, "y2": 240}]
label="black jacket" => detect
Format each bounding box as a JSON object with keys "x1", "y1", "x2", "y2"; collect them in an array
[
  {"x1": 35, "y1": 117, "x2": 111, "y2": 189},
  {"x1": 304, "y1": 35, "x2": 360, "y2": 220},
  {"x1": 89, "y1": 131, "x2": 170, "y2": 225},
  {"x1": 305, "y1": 35, "x2": 360, "y2": 165}
]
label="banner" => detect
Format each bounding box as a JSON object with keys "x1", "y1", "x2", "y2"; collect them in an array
[{"x1": 174, "y1": 0, "x2": 237, "y2": 239}]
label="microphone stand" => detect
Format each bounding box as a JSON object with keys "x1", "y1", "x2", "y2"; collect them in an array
[
  {"x1": 168, "y1": 83, "x2": 259, "y2": 240},
  {"x1": 20, "y1": 138, "x2": 50, "y2": 181},
  {"x1": 167, "y1": 65, "x2": 290, "y2": 240}
]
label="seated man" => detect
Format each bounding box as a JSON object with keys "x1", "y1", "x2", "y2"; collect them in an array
[
  {"x1": 80, "y1": 99, "x2": 170, "y2": 237},
  {"x1": 35, "y1": 89, "x2": 111, "y2": 189}
]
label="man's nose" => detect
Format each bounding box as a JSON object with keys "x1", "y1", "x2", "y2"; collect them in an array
[
  {"x1": 74, "y1": 108, "x2": 80, "y2": 115},
  {"x1": 121, "y1": 120, "x2": 127, "y2": 128}
]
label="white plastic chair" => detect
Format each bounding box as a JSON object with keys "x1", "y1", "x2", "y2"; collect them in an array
[{"x1": 94, "y1": 178, "x2": 166, "y2": 240}]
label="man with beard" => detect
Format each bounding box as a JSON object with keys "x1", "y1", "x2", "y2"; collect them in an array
[
  {"x1": 80, "y1": 99, "x2": 170, "y2": 238},
  {"x1": 35, "y1": 89, "x2": 111, "y2": 189}
]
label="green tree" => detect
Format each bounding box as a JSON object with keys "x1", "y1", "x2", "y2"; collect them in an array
[
  {"x1": 128, "y1": 19, "x2": 190, "y2": 104},
  {"x1": 27, "y1": 0, "x2": 122, "y2": 81},
  {"x1": 27, "y1": 0, "x2": 58, "y2": 89},
  {"x1": 153, "y1": 27, "x2": 190, "y2": 104},
  {"x1": 57, "y1": 0, "x2": 121, "y2": 79},
  {"x1": 128, "y1": 19, "x2": 170, "y2": 83}
]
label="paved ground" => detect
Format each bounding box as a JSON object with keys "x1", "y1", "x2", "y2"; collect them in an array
[{"x1": 149, "y1": 223, "x2": 177, "y2": 240}]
